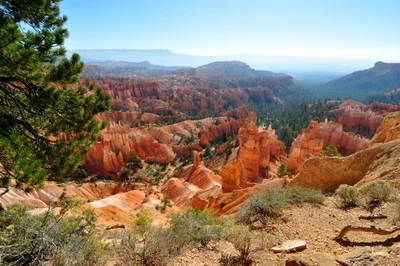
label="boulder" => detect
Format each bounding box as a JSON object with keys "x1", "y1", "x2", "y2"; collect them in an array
[
  {"x1": 270, "y1": 240, "x2": 307, "y2": 253},
  {"x1": 336, "y1": 249, "x2": 378, "y2": 266},
  {"x1": 286, "y1": 253, "x2": 339, "y2": 266}
]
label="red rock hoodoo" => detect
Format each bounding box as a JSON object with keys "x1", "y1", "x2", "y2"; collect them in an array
[{"x1": 221, "y1": 112, "x2": 286, "y2": 192}]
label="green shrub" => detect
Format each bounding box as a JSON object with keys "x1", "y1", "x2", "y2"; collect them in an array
[
  {"x1": 169, "y1": 208, "x2": 224, "y2": 246},
  {"x1": 222, "y1": 226, "x2": 282, "y2": 266},
  {"x1": 321, "y1": 144, "x2": 341, "y2": 157},
  {"x1": 335, "y1": 184, "x2": 360, "y2": 209},
  {"x1": 358, "y1": 180, "x2": 396, "y2": 205},
  {"x1": 277, "y1": 163, "x2": 287, "y2": 178},
  {"x1": 236, "y1": 186, "x2": 325, "y2": 224},
  {"x1": 0, "y1": 203, "x2": 109, "y2": 266},
  {"x1": 253, "y1": 231, "x2": 283, "y2": 250},
  {"x1": 119, "y1": 166, "x2": 132, "y2": 180},
  {"x1": 224, "y1": 225, "x2": 253, "y2": 265},
  {"x1": 117, "y1": 226, "x2": 184, "y2": 266},
  {"x1": 131, "y1": 209, "x2": 153, "y2": 238},
  {"x1": 236, "y1": 187, "x2": 287, "y2": 224},
  {"x1": 284, "y1": 186, "x2": 326, "y2": 204}
]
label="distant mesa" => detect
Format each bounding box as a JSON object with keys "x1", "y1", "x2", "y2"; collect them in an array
[
  {"x1": 81, "y1": 61, "x2": 191, "y2": 78},
  {"x1": 81, "y1": 59, "x2": 287, "y2": 79},
  {"x1": 193, "y1": 61, "x2": 286, "y2": 78},
  {"x1": 68, "y1": 48, "x2": 378, "y2": 75}
]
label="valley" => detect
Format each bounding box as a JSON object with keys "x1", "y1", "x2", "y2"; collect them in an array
[
  {"x1": 2, "y1": 1, "x2": 400, "y2": 265},
  {"x1": 2, "y1": 59, "x2": 400, "y2": 265}
]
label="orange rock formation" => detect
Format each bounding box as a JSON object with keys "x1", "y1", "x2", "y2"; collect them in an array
[
  {"x1": 287, "y1": 121, "x2": 370, "y2": 174},
  {"x1": 221, "y1": 112, "x2": 286, "y2": 192},
  {"x1": 289, "y1": 111, "x2": 400, "y2": 192},
  {"x1": 369, "y1": 111, "x2": 400, "y2": 146},
  {"x1": 334, "y1": 100, "x2": 400, "y2": 136},
  {"x1": 84, "y1": 123, "x2": 174, "y2": 177},
  {"x1": 84, "y1": 114, "x2": 249, "y2": 177}
]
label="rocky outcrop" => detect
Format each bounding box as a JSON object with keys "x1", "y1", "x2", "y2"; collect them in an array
[
  {"x1": 80, "y1": 79, "x2": 162, "y2": 111},
  {"x1": 162, "y1": 135, "x2": 287, "y2": 214},
  {"x1": 162, "y1": 170, "x2": 285, "y2": 215},
  {"x1": 96, "y1": 112, "x2": 161, "y2": 126},
  {"x1": 288, "y1": 146, "x2": 383, "y2": 193},
  {"x1": 0, "y1": 182, "x2": 135, "y2": 209},
  {"x1": 339, "y1": 104, "x2": 383, "y2": 135},
  {"x1": 84, "y1": 123, "x2": 174, "y2": 177},
  {"x1": 198, "y1": 118, "x2": 245, "y2": 147},
  {"x1": 287, "y1": 121, "x2": 369, "y2": 174},
  {"x1": 334, "y1": 100, "x2": 400, "y2": 137},
  {"x1": 355, "y1": 112, "x2": 400, "y2": 189},
  {"x1": 84, "y1": 113, "x2": 250, "y2": 177},
  {"x1": 221, "y1": 112, "x2": 286, "y2": 192},
  {"x1": 206, "y1": 178, "x2": 286, "y2": 215},
  {"x1": 162, "y1": 154, "x2": 222, "y2": 209},
  {"x1": 220, "y1": 105, "x2": 253, "y2": 120},
  {"x1": 290, "y1": 112, "x2": 400, "y2": 192},
  {"x1": 369, "y1": 111, "x2": 400, "y2": 146}
]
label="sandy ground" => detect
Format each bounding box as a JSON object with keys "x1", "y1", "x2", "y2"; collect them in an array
[{"x1": 162, "y1": 197, "x2": 400, "y2": 266}]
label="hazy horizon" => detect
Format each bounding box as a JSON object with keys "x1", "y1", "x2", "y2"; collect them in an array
[{"x1": 61, "y1": 0, "x2": 400, "y2": 63}]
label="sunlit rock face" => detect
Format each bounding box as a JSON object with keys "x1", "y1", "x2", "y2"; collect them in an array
[
  {"x1": 84, "y1": 113, "x2": 248, "y2": 178},
  {"x1": 339, "y1": 103, "x2": 383, "y2": 135},
  {"x1": 287, "y1": 121, "x2": 370, "y2": 174},
  {"x1": 162, "y1": 152, "x2": 222, "y2": 209},
  {"x1": 162, "y1": 112, "x2": 287, "y2": 213},
  {"x1": 289, "y1": 112, "x2": 400, "y2": 192},
  {"x1": 221, "y1": 112, "x2": 285, "y2": 192},
  {"x1": 369, "y1": 111, "x2": 400, "y2": 146},
  {"x1": 83, "y1": 123, "x2": 174, "y2": 178},
  {"x1": 335, "y1": 100, "x2": 399, "y2": 136}
]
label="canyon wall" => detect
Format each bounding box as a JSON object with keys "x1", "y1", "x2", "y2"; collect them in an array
[
  {"x1": 287, "y1": 121, "x2": 369, "y2": 174},
  {"x1": 289, "y1": 112, "x2": 400, "y2": 192},
  {"x1": 84, "y1": 115, "x2": 248, "y2": 178},
  {"x1": 335, "y1": 100, "x2": 399, "y2": 136}
]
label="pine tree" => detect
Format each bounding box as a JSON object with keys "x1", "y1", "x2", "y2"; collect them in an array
[{"x1": 0, "y1": 0, "x2": 111, "y2": 191}]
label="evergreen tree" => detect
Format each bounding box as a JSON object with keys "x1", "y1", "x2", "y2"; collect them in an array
[
  {"x1": 0, "y1": 0, "x2": 110, "y2": 191},
  {"x1": 320, "y1": 144, "x2": 341, "y2": 157}
]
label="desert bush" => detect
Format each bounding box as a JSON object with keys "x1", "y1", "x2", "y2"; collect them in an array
[
  {"x1": 0, "y1": 203, "x2": 109, "y2": 266},
  {"x1": 236, "y1": 187, "x2": 286, "y2": 224},
  {"x1": 284, "y1": 186, "x2": 326, "y2": 204},
  {"x1": 277, "y1": 163, "x2": 287, "y2": 178},
  {"x1": 236, "y1": 186, "x2": 325, "y2": 224},
  {"x1": 320, "y1": 144, "x2": 341, "y2": 157},
  {"x1": 335, "y1": 184, "x2": 360, "y2": 209},
  {"x1": 169, "y1": 208, "x2": 224, "y2": 246},
  {"x1": 224, "y1": 225, "x2": 253, "y2": 263},
  {"x1": 131, "y1": 209, "x2": 153, "y2": 238},
  {"x1": 222, "y1": 226, "x2": 282, "y2": 266},
  {"x1": 119, "y1": 166, "x2": 132, "y2": 180},
  {"x1": 358, "y1": 180, "x2": 396, "y2": 205},
  {"x1": 117, "y1": 226, "x2": 184, "y2": 266},
  {"x1": 252, "y1": 231, "x2": 283, "y2": 250}
]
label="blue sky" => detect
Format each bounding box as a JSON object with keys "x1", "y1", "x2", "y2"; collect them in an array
[{"x1": 60, "y1": 0, "x2": 400, "y2": 61}]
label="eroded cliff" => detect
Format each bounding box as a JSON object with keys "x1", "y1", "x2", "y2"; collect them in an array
[
  {"x1": 289, "y1": 111, "x2": 400, "y2": 192},
  {"x1": 287, "y1": 121, "x2": 369, "y2": 174}
]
